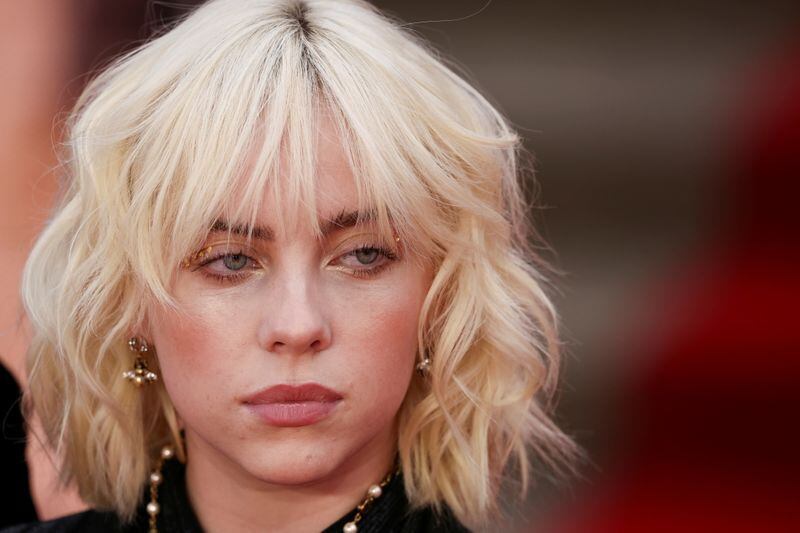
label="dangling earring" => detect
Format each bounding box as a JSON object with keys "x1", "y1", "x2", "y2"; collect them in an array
[
  {"x1": 123, "y1": 337, "x2": 158, "y2": 387},
  {"x1": 416, "y1": 356, "x2": 431, "y2": 377}
]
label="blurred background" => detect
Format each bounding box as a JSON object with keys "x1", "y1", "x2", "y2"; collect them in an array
[{"x1": 1, "y1": 1, "x2": 798, "y2": 531}]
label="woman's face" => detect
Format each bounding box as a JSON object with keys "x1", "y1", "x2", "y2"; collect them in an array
[{"x1": 144, "y1": 122, "x2": 433, "y2": 486}]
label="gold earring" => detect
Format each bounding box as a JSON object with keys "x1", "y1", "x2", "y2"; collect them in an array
[{"x1": 123, "y1": 337, "x2": 158, "y2": 387}]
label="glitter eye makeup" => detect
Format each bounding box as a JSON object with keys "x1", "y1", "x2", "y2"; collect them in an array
[
  {"x1": 196, "y1": 249, "x2": 262, "y2": 284},
  {"x1": 183, "y1": 237, "x2": 400, "y2": 285},
  {"x1": 180, "y1": 239, "x2": 263, "y2": 285},
  {"x1": 332, "y1": 243, "x2": 398, "y2": 279}
]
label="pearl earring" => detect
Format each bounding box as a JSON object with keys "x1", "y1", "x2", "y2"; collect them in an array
[
  {"x1": 415, "y1": 356, "x2": 431, "y2": 377},
  {"x1": 123, "y1": 337, "x2": 158, "y2": 386}
]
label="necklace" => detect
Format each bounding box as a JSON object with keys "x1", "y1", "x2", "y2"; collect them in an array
[{"x1": 146, "y1": 445, "x2": 400, "y2": 533}]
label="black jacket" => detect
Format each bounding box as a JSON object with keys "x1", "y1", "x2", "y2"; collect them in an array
[{"x1": 1, "y1": 459, "x2": 469, "y2": 532}]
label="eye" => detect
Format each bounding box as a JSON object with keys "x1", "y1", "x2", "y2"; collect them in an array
[
  {"x1": 354, "y1": 248, "x2": 380, "y2": 265},
  {"x1": 335, "y1": 245, "x2": 398, "y2": 278},
  {"x1": 205, "y1": 252, "x2": 255, "y2": 273},
  {"x1": 196, "y1": 250, "x2": 261, "y2": 284},
  {"x1": 220, "y1": 253, "x2": 249, "y2": 270}
]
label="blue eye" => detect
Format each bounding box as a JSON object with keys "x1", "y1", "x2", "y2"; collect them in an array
[
  {"x1": 187, "y1": 243, "x2": 399, "y2": 285},
  {"x1": 221, "y1": 253, "x2": 249, "y2": 271},
  {"x1": 354, "y1": 247, "x2": 380, "y2": 265},
  {"x1": 195, "y1": 250, "x2": 259, "y2": 284},
  {"x1": 338, "y1": 245, "x2": 398, "y2": 278}
]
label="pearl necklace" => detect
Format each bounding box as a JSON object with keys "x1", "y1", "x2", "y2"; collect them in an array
[{"x1": 146, "y1": 445, "x2": 400, "y2": 533}]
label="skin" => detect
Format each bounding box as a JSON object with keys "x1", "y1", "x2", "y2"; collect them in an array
[{"x1": 142, "y1": 120, "x2": 433, "y2": 533}]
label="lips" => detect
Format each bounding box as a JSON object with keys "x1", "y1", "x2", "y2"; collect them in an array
[{"x1": 243, "y1": 383, "x2": 343, "y2": 427}]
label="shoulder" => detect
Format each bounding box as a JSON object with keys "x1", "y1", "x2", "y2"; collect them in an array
[{"x1": 0, "y1": 509, "x2": 139, "y2": 533}]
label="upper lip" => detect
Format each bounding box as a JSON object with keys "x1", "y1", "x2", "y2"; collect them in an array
[{"x1": 243, "y1": 383, "x2": 343, "y2": 404}]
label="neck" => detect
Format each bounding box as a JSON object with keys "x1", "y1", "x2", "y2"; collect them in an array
[{"x1": 184, "y1": 428, "x2": 398, "y2": 533}]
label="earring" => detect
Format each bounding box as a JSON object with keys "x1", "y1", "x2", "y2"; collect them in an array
[
  {"x1": 123, "y1": 337, "x2": 158, "y2": 387},
  {"x1": 415, "y1": 356, "x2": 431, "y2": 377}
]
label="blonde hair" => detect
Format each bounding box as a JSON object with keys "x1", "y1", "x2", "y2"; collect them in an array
[{"x1": 21, "y1": 0, "x2": 578, "y2": 529}]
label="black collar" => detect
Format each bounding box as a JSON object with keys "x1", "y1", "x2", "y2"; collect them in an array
[
  {"x1": 149, "y1": 458, "x2": 416, "y2": 533},
  {"x1": 7, "y1": 458, "x2": 468, "y2": 532}
]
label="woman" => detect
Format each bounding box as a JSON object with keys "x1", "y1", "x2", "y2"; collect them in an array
[{"x1": 5, "y1": 0, "x2": 577, "y2": 531}]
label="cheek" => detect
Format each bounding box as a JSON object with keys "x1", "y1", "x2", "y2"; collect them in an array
[
  {"x1": 340, "y1": 260, "x2": 430, "y2": 342},
  {"x1": 335, "y1": 271, "x2": 429, "y2": 409},
  {"x1": 147, "y1": 294, "x2": 251, "y2": 406}
]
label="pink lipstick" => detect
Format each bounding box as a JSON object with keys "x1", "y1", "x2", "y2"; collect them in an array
[{"x1": 243, "y1": 383, "x2": 343, "y2": 427}]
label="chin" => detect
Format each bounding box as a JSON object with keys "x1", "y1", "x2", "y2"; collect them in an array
[{"x1": 238, "y1": 441, "x2": 343, "y2": 486}]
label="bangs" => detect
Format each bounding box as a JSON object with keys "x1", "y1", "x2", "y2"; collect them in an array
[{"x1": 118, "y1": 0, "x2": 511, "y2": 310}]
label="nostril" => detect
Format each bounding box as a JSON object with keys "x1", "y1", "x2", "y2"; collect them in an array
[{"x1": 310, "y1": 340, "x2": 321, "y2": 349}]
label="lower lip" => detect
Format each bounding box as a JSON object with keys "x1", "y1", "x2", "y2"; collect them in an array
[{"x1": 246, "y1": 400, "x2": 341, "y2": 427}]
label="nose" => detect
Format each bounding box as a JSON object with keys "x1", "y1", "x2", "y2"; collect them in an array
[{"x1": 257, "y1": 272, "x2": 332, "y2": 356}]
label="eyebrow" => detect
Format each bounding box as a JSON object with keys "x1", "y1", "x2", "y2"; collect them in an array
[{"x1": 210, "y1": 209, "x2": 376, "y2": 241}]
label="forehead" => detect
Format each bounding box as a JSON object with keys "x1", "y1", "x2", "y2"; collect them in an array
[
  {"x1": 229, "y1": 114, "x2": 363, "y2": 237},
  {"x1": 300, "y1": 116, "x2": 358, "y2": 215}
]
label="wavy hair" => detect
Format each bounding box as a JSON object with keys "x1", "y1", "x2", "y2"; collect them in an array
[{"x1": 21, "y1": 0, "x2": 578, "y2": 528}]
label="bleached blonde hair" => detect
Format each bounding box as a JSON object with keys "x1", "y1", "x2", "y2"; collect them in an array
[{"x1": 21, "y1": 0, "x2": 578, "y2": 529}]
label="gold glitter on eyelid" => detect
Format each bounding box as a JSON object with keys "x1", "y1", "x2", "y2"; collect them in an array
[
  {"x1": 181, "y1": 233, "x2": 400, "y2": 269},
  {"x1": 180, "y1": 246, "x2": 213, "y2": 269}
]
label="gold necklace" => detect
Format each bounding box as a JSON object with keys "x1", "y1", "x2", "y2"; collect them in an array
[
  {"x1": 146, "y1": 446, "x2": 173, "y2": 533},
  {"x1": 146, "y1": 445, "x2": 400, "y2": 533}
]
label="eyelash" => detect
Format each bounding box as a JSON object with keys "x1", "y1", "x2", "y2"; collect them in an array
[
  {"x1": 346, "y1": 245, "x2": 398, "y2": 279},
  {"x1": 194, "y1": 245, "x2": 398, "y2": 285},
  {"x1": 196, "y1": 251, "x2": 256, "y2": 285}
]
